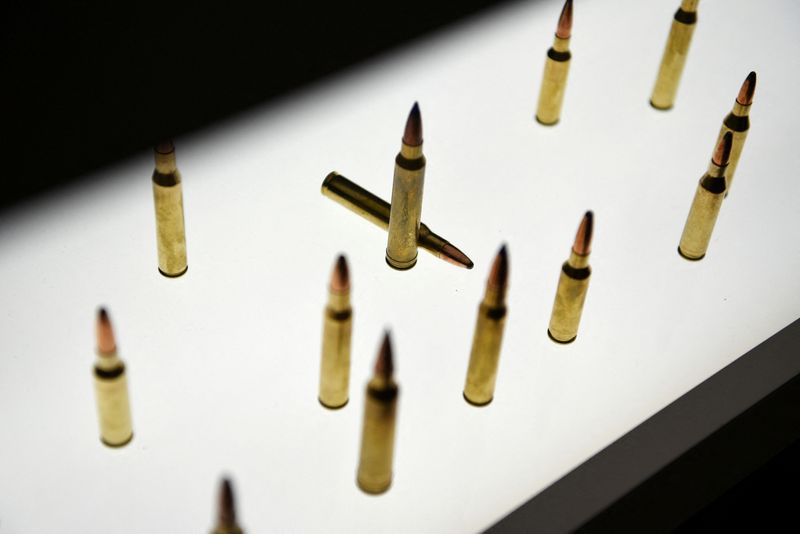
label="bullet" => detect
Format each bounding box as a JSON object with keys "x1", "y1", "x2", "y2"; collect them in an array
[
  {"x1": 93, "y1": 308, "x2": 133, "y2": 447},
  {"x1": 152, "y1": 140, "x2": 188, "y2": 277},
  {"x1": 321, "y1": 171, "x2": 473, "y2": 269},
  {"x1": 650, "y1": 0, "x2": 700, "y2": 110},
  {"x1": 678, "y1": 132, "x2": 732, "y2": 260},
  {"x1": 386, "y1": 103, "x2": 426, "y2": 270},
  {"x1": 211, "y1": 477, "x2": 244, "y2": 534},
  {"x1": 463, "y1": 245, "x2": 509, "y2": 406},
  {"x1": 547, "y1": 212, "x2": 594, "y2": 344},
  {"x1": 535, "y1": 0, "x2": 573, "y2": 125},
  {"x1": 318, "y1": 255, "x2": 352, "y2": 409},
  {"x1": 356, "y1": 331, "x2": 399, "y2": 494},
  {"x1": 718, "y1": 72, "x2": 756, "y2": 197}
]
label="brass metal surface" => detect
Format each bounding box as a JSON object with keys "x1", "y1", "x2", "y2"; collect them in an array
[
  {"x1": 717, "y1": 103, "x2": 751, "y2": 197},
  {"x1": 94, "y1": 352, "x2": 133, "y2": 447},
  {"x1": 548, "y1": 250, "x2": 591, "y2": 344},
  {"x1": 463, "y1": 283, "x2": 508, "y2": 406},
  {"x1": 152, "y1": 146, "x2": 188, "y2": 277},
  {"x1": 356, "y1": 376, "x2": 398, "y2": 494},
  {"x1": 678, "y1": 160, "x2": 727, "y2": 260},
  {"x1": 322, "y1": 172, "x2": 470, "y2": 267},
  {"x1": 386, "y1": 143, "x2": 425, "y2": 270},
  {"x1": 318, "y1": 288, "x2": 352, "y2": 409},
  {"x1": 650, "y1": 2, "x2": 698, "y2": 110},
  {"x1": 536, "y1": 35, "x2": 571, "y2": 125}
]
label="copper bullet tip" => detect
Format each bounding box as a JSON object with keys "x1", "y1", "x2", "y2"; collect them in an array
[
  {"x1": 441, "y1": 243, "x2": 474, "y2": 269},
  {"x1": 572, "y1": 211, "x2": 594, "y2": 256},
  {"x1": 712, "y1": 132, "x2": 733, "y2": 167},
  {"x1": 96, "y1": 307, "x2": 117, "y2": 355},
  {"x1": 487, "y1": 244, "x2": 509, "y2": 290},
  {"x1": 736, "y1": 71, "x2": 757, "y2": 106},
  {"x1": 374, "y1": 331, "x2": 394, "y2": 380},
  {"x1": 402, "y1": 102, "x2": 423, "y2": 146},
  {"x1": 556, "y1": 0, "x2": 573, "y2": 39},
  {"x1": 217, "y1": 477, "x2": 238, "y2": 528},
  {"x1": 156, "y1": 140, "x2": 175, "y2": 154},
  {"x1": 330, "y1": 254, "x2": 350, "y2": 293}
]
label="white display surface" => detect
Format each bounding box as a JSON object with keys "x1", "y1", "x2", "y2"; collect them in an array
[{"x1": 1, "y1": 0, "x2": 799, "y2": 531}]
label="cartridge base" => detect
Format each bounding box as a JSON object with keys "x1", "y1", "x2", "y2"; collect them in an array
[
  {"x1": 463, "y1": 391, "x2": 493, "y2": 407},
  {"x1": 535, "y1": 116, "x2": 559, "y2": 126},
  {"x1": 357, "y1": 476, "x2": 392, "y2": 495},
  {"x1": 101, "y1": 432, "x2": 133, "y2": 448},
  {"x1": 677, "y1": 246, "x2": 704, "y2": 261},
  {"x1": 548, "y1": 329, "x2": 576, "y2": 344},
  {"x1": 385, "y1": 253, "x2": 417, "y2": 271},
  {"x1": 158, "y1": 265, "x2": 188, "y2": 278},
  {"x1": 649, "y1": 99, "x2": 673, "y2": 111},
  {"x1": 318, "y1": 397, "x2": 349, "y2": 410}
]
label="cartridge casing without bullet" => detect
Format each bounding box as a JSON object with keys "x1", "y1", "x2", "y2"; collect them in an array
[
  {"x1": 548, "y1": 251, "x2": 590, "y2": 344},
  {"x1": 386, "y1": 143, "x2": 425, "y2": 270},
  {"x1": 319, "y1": 283, "x2": 352, "y2": 409},
  {"x1": 94, "y1": 352, "x2": 133, "y2": 447},
  {"x1": 463, "y1": 286, "x2": 507, "y2": 406},
  {"x1": 650, "y1": 2, "x2": 698, "y2": 110},
  {"x1": 356, "y1": 375, "x2": 398, "y2": 494},
  {"x1": 678, "y1": 162, "x2": 727, "y2": 260},
  {"x1": 717, "y1": 101, "x2": 750, "y2": 197},
  {"x1": 152, "y1": 145, "x2": 188, "y2": 277},
  {"x1": 536, "y1": 35, "x2": 571, "y2": 125}
]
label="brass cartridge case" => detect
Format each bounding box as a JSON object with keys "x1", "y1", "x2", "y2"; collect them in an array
[
  {"x1": 548, "y1": 250, "x2": 590, "y2": 343},
  {"x1": 318, "y1": 259, "x2": 352, "y2": 409},
  {"x1": 718, "y1": 101, "x2": 750, "y2": 197},
  {"x1": 322, "y1": 172, "x2": 472, "y2": 268},
  {"x1": 678, "y1": 160, "x2": 727, "y2": 260},
  {"x1": 536, "y1": 35, "x2": 571, "y2": 125},
  {"x1": 650, "y1": 0, "x2": 699, "y2": 110},
  {"x1": 386, "y1": 142, "x2": 425, "y2": 270},
  {"x1": 152, "y1": 142, "x2": 188, "y2": 277},
  {"x1": 463, "y1": 247, "x2": 509, "y2": 406},
  {"x1": 356, "y1": 335, "x2": 398, "y2": 494},
  {"x1": 94, "y1": 351, "x2": 133, "y2": 447}
]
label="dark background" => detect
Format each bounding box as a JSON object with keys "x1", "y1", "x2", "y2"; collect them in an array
[{"x1": 2, "y1": 1, "x2": 797, "y2": 530}]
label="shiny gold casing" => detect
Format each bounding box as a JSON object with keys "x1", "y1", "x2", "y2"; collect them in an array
[
  {"x1": 463, "y1": 287, "x2": 507, "y2": 406},
  {"x1": 318, "y1": 290, "x2": 352, "y2": 409},
  {"x1": 547, "y1": 251, "x2": 590, "y2": 343},
  {"x1": 678, "y1": 160, "x2": 727, "y2": 260},
  {"x1": 650, "y1": 2, "x2": 698, "y2": 110},
  {"x1": 152, "y1": 149, "x2": 188, "y2": 277},
  {"x1": 322, "y1": 172, "x2": 457, "y2": 263},
  {"x1": 356, "y1": 376, "x2": 399, "y2": 494},
  {"x1": 94, "y1": 353, "x2": 133, "y2": 447},
  {"x1": 717, "y1": 101, "x2": 751, "y2": 197},
  {"x1": 386, "y1": 143, "x2": 425, "y2": 270},
  {"x1": 536, "y1": 35, "x2": 571, "y2": 125}
]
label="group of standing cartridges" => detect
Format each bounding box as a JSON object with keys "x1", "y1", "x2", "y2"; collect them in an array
[{"x1": 87, "y1": 0, "x2": 756, "y2": 528}]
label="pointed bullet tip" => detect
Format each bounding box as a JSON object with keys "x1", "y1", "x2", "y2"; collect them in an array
[
  {"x1": 713, "y1": 132, "x2": 733, "y2": 167},
  {"x1": 374, "y1": 331, "x2": 394, "y2": 379},
  {"x1": 402, "y1": 102, "x2": 423, "y2": 146},
  {"x1": 556, "y1": 0, "x2": 573, "y2": 39},
  {"x1": 330, "y1": 254, "x2": 350, "y2": 293},
  {"x1": 737, "y1": 71, "x2": 757, "y2": 106},
  {"x1": 572, "y1": 211, "x2": 594, "y2": 256},
  {"x1": 488, "y1": 244, "x2": 509, "y2": 290},
  {"x1": 217, "y1": 477, "x2": 237, "y2": 528},
  {"x1": 96, "y1": 307, "x2": 116, "y2": 355}
]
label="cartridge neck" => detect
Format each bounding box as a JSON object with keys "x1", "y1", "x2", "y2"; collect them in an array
[
  {"x1": 368, "y1": 374, "x2": 398, "y2": 393},
  {"x1": 483, "y1": 284, "x2": 507, "y2": 309},
  {"x1": 732, "y1": 101, "x2": 751, "y2": 117},
  {"x1": 552, "y1": 34, "x2": 570, "y2": 53},
  {"x1": 680, "y1": 0, "x2": 699, "y2": 12},
  {"x1": 155, "y1": 150, "x2": 178, "y2": 174},
  {"x1": 706, "y1": 159, "x2": 728, "y2": 179},
  {"x1": 400, "y1": 141, "x2": 423, "y2": 160},
  {"x1": 327, "y1": 290, "x2": 351, "y2": 312},
  {"x1": 567, "y1": 250, "x2": 590, "y2": 269},
  {"x1": 95, "y1": 352, "x2": 123, "y2": 372}
]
